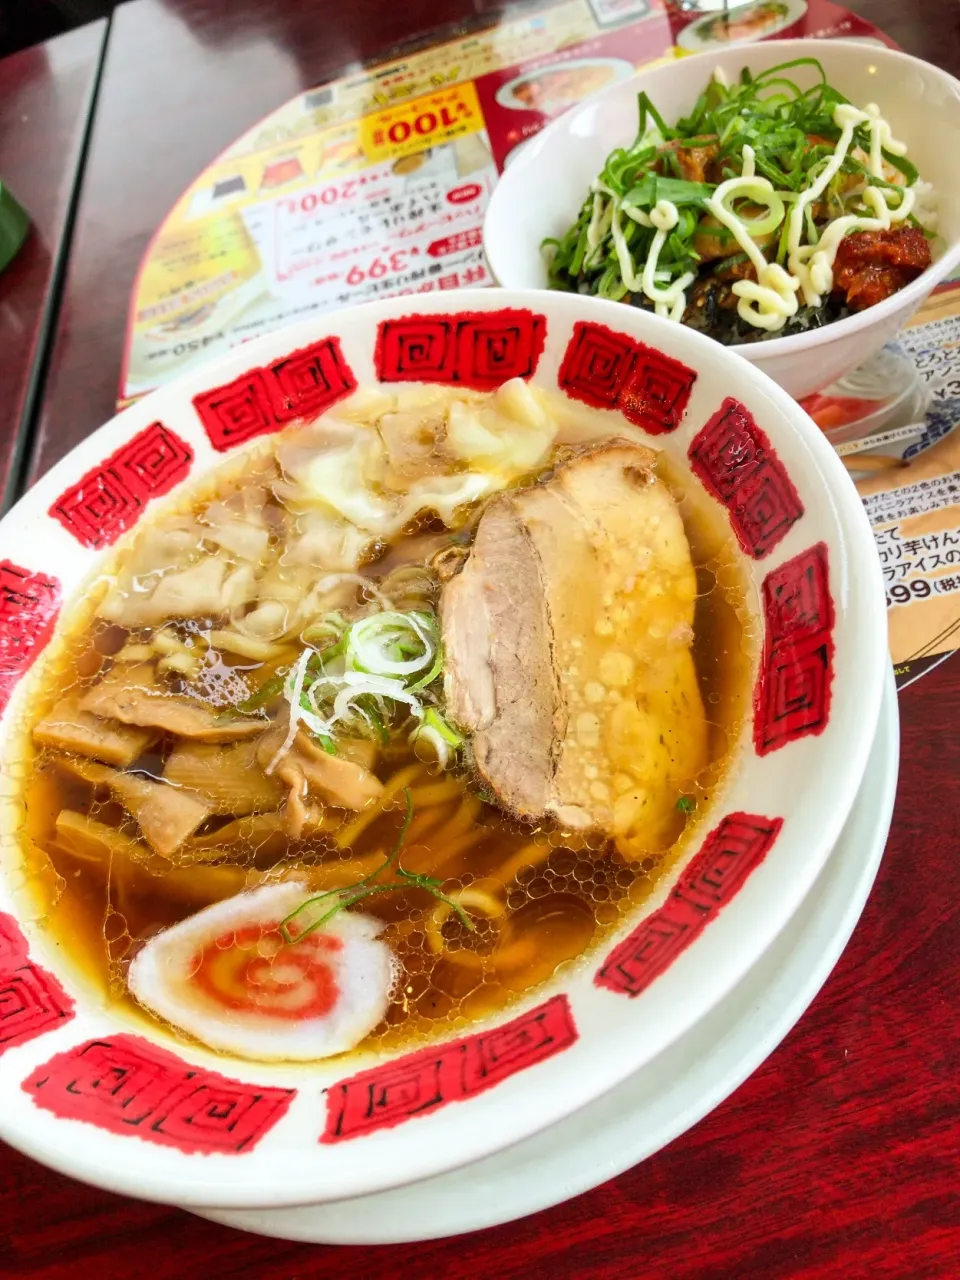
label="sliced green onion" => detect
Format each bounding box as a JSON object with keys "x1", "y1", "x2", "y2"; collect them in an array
[
  {"x1": 623, "y1": 175, "x2": 713, "y2": 208},
  {"x1": 637, "y1": 90, "x2": 675, "y2": 141},
  {"x1": 237, "y1": 671, "x2": 286, "y2": 712},
  {"x1": 411, "y1": 708, "x2": 463, "y2": 767},
  {"x1": 278, "y1": 791, "x2": 475, "y2": 942},
  {"x1": 346, "y1": 610, "x2": 438, "y2": 679},
  {"x1": 723, "y1": 188, "x2": 786, "y2": 238}
]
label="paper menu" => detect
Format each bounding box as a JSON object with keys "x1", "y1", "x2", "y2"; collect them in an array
[{"x1": 119, "y1": 0, "x2": 960, "y2": 687}]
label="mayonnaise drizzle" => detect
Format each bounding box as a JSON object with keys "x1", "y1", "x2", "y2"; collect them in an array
[
  {"x1": 785, "y1": 102, "x2": 915, "y2": 307},
  {"x1": 606, "y1": 186, "x2": 693, "y2": 316},
  {"x1": 585, "y1": 187, "x2": 613, "y2": 266},
  {"x1": 703, "y1": 145, "x2": 799, "y2": 330},
  {"x1": 643, "y1": 200, "x2": 696, "y2": 320}
]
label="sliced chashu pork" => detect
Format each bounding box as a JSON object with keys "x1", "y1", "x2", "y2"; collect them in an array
[{"x1": 442, "y1": 440, "x2": 708, "y2": 851}]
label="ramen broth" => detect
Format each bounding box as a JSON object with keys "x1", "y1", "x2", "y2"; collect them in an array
[{"x1": 13, "y1": 383, "x2": 757, "y2": 1060}]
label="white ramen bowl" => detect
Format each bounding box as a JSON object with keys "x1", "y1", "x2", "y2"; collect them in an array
[
  {"x1": 0, "y1": 291, "x2": 886, "y2": 1209},
  {"x1": 483, "y1": 40, "x2": 960, "y2": 401}
]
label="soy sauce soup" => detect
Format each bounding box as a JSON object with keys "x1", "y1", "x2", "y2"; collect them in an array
[{"x1": 10, "y1": 382, "x2": 758, "y2": 1061}]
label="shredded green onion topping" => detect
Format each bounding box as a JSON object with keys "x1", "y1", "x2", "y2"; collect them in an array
[
  {"x1": 243, "y1": 605, "x2": 461, "y2": 769},
  {"x1": 544, "y1": 58, "x2": 929, "y2": 334}
]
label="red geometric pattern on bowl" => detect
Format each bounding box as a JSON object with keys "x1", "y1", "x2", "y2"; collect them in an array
[
  {"x1": 0, "y1": 560, "x2": 61, "y2": 716},
  {"x1": 0, "y1": 914, "x2": 26, "y2": 965},
  {"x1": 595, "y1": 813, "x2": 783, "y2": 998},
  {"x1": 48, "y1": 422, "x2": 193, "y2": 550},
  {"x1": 375, "y1": 309, "x2": 547, "y2": 390},
  {"x1": 557, "y1": 321, "x2": 697, "y2": 434},
  {"x1": 688, "y1": 397, "x2": 803, "y2": 558},
  {"x1": 754, "y1": 542, "x2": 835, "y2": 755},
  {"x1": 323, "y1": 993, "x2": 577, "y2": 1143},
  {"x1": 23, "y1": 1034, "x2": 295, "y2": 1154},
  {"x1": 0, "y1": 912, "x2": 74, "y2": 1055},
  {"x1": 193, "y1": 336, "x2": 356, "y2": 451}
]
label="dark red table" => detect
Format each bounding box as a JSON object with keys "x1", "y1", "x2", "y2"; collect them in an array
[
  {"x1": 0, "y1": 19, "x2": 105, "y2": 510},
  {"x1": 2, "y1": 2, "x2": 959, "y2": 1277}
]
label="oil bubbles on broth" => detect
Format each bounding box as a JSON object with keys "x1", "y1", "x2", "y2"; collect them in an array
[{"x1": 9, "y1": 379, "x2": 758, "y2": 1063}]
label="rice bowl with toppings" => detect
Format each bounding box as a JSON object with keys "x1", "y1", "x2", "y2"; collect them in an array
[
  {"x1": 484, "y1": 40, "x2": 960, "y2": 399},
  {"x1": 543, "y1": 57, "x2": 935, "y2": 341}
]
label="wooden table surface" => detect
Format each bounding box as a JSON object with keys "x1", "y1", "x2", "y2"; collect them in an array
[
  {"x1": 3, "y1": 1, "x2": 960, "y2": 1276},
  {"x1": 0, "y1": 19, "x2": 105, "y2": 510}
]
